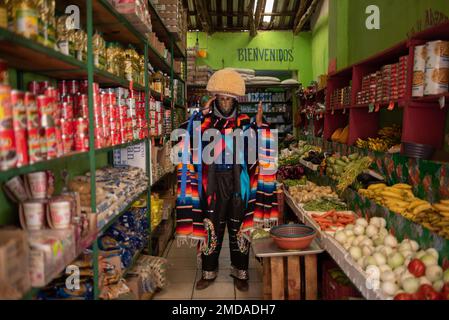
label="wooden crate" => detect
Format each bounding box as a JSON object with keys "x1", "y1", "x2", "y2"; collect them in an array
[{"x1": 0, "y1": 229, "x2": 31, "y2": 299}]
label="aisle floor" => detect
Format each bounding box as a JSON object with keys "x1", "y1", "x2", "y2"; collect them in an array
[{"x1": 154, "y1": 233, "x2": 264, "y2": 300}]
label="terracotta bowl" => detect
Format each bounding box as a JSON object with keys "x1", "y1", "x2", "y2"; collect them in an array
[{"x1": 270, "y1": 224, "x2": 316, "y2": 250}]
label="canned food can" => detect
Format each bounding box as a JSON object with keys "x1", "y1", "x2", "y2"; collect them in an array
[
  {"x1": 94, "y1": 114, "x2": 104, "y2": 127},
  {"x1": 37, "y1": 95, "x2": 51, "y2": 116},
  {"x1": 55, "y1": 127, "x2": 63, "y2": 157},
  {"x1": 60, "y1": 118, "x2": 74, "y2": 136},
  {"x1": 28, "y1": 81, "x2": 40, "y2": 95},
  {"x1": 76, "y1": 93, "x2": 88, "y2": 108},
  {"x1": 11, "y1": 90, "x2": 27, "y2": 131},
  {"x1": 28, "y1": 128, "x2": 42, "y2": 164},
  {"x1": 45, "y1": 126, "x2": 57, "y2": 159},
  {"x1": 62, "y1": 94, "x2": 74, "y2": 104},
  {"x1": 62, "y1": 135, "x2": 74, "y2": 154},
  {"x1": 39, "y1": 128, "x2": 48, "y2": 160},
  {"x1": 75, "y1": 117, "x2": 89, "y2": 136},
  {"x1": 0, "y1": 128, "x2": 17, "y2": 170},
  {"x1": 57, "y1": 80, "x2": 68, "y2": 97},
  {"x1": 75, "y1": 133, "x2": 89, "y2": 151},
  {"x1": 14, "y1": 129, "x2": 28, "y2": 167},
  {"x1": 0, "y1": 85, "x2": 12, "y2": 127},
  {"x1": 60, "y1": 101, "x2": 74, "y2": 119},
  {"x1": 68, "y1": 80, "x2": 79, "y2": 95}
]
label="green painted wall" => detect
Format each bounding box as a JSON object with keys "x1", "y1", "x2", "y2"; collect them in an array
[
  {"x1": 187, "y1": 31, "x2": 313, "y2": 84},
  {"x1": 329, "y1": 0, "x2": 449, "y2": 69},
  {"x1": 311, "y1": 0, "x2": 329, "y2": 81}
]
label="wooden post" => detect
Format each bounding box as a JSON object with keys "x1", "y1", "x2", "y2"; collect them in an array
[
  {"x1": 270, "y1": 257, "x2": 285, "y2": 300},
  {"x1": 305, "y1": 255, "x2": 318, "y2": 300},
  {"x1": 263, "y1": 258, "x2": 272, "y2": 300},
  {"x1": 287, "y1": 256, "x2": 301, "y2": 300}
]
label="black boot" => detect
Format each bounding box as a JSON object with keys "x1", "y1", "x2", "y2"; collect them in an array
[
  {"x1": 233, "y1": 278, "x2": 249, "y2": 292},
  {"x1": 196, "y1": 278, "x2": 216, "y2": 290}
]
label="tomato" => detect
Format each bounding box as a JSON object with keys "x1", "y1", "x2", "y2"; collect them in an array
[
  {"x1": 419, "y1": 284, "x2": 440, "y2": 300},
  {"x1": 408, "y1": 259, "x2": 426, "y2": 277},
  {"x1": 394, "y1": 293, "x2": 413, "y2": 300},
  {"x1": 425, "y1": 290, "x2": 441, "y2": 300},
  {"x1": 410, "y1": 291, "x2": 425, "y2": 300},
  {"x1": 442, "y1": 283, "x2": 449, "y2": 295}
]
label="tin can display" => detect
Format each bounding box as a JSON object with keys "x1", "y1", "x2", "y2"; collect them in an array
[
  {"x1": 25, "y1": 92, "x2": 39, "y2": 129},
  {"x1": 14, "y1": 129, "x2": 28, "y2": 167},
  {"x1": 68, "y1": 80, "x2": 80, "y2": 95},
  {"x1": 11, "y1": 90, "x2": 27, "y2": 130},
  {"x1": 62, "y1": 134, "x2": 74, "y2": 154},
  {"x1": 49, "y1": 199, "x2": 72, "y2": 229},
  {"x1": 75, "y1": 133, "x2": 89, "y2": 151},
  {"x1": 22, "y1": 200, "x2": 46, "y2": 230},
  {"x1": 60, "y1": 118, "x2": 74, "y2": 136},
  {"x1": 37, "y1": 95, "x2": 51, "y2": 116},
  {"x1": 75, "y1": 117, "x2": 89, "y2": 136},
  {"x1": 60, "y1": 101, "x2": 74, "y2": 119},
  {"x1": 0, "y1": 85, "x2": 17, "y2": 170},
  {"x1": 28, "y1": 81, "x2": 40, "y2": 95},
  {"x1": 28, "y1": 128, "x2": 42, "y2": 164},
  {"x1": 45, "y1": 126, "x2": 57, "y2": 159},
  {"x1": 26, "y1": 171, "x2": 48, "y2": 199}
]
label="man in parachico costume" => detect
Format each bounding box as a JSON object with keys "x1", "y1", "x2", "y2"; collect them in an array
[{"x1": 174, "y1": 69, "x2": 279, "y2": 292}]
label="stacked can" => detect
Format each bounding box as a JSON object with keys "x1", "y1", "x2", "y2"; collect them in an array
[
  {"x1": 163, "y1": 109, "x2": 172, "y2": 135},
  {"x1": 398, "y1": 56, "x2": 408, "y2": 99},
  {"x1": 11, "y1": 91, "x2": 28, "y2": 166},
  {"x1": 0, "y1": 85, "x2": 17, "y2": 170}
]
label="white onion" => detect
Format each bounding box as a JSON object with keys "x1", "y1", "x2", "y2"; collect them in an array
[
  {"x1": 421, "y1": 254, "x2": 438, "y2": 267},
  {"x1": 399, "y1": 242, "x2": 412, "y2": 252},
  {"x1": 402, "y1": 277, "x2": 419, "y2": 294},
  {"x1": 345, "y1": 224, "x2": 355, "y2": 231},
  {"x1": 425, "y1": 265, "x2": 443, "y2": 282},
  {"x1": 366, "y1": 225, "x2": 378, "y2": 238},
  {"x1": 380, "y1": 270, "x2": 396, "y2": 282},
  {"x1": 354, "y1": 225, "x2": 365, "y2": 236},
  {"x1": 387, "y1": 252, "x2": 404, "y2": 269},
  {"x1": 415, "y1": 250, "x2": 426, "y2": 259},
  {"x1": 379, "y1": 264, "x2": 392, "y2": 274},
  {"x1": 373, "y1": 252, "x2": 387, "y2": 266},
  {"x1": 335, "y1": 231, "x2": 347, "y2": 244},
  {"x1": 370, "y1": 217, "x2": 381, "y2": 228},
  {"x1": 384, "y1": 235, "x2": 398, "y2": 248},
  {"x1": 400, "y1": 250, "x2": 413, "y2": 259},
  {"x1": 364, "y1": 256, "x2": 377, "y2": 268},
  {"x1": 380, "y1": 246, "x2": 394, "y2": 257},
  {"x1": 345, "y1": 229, "x2": 354, "y2": 238},
  {"x1": 433, "y1": 280, "x2": 444, "y2": 292},
  {"x1": 394, "y1": 266, "x2": 406, "y2": 278},
  {"x1": 353, "y1": 235, "x2": 366, "y2": 246},
  {"x1": 444, "y1": 269, "x2": 449, "y2": 283},
  {"x1": 356, "y1": 218, "x2": 368, "y2": 228},
  {"x1": 381, "y1": 281, "x2": 398, "y2": 297},
  {"x1": 426, "y1": 248, "x2": 439, "y2": 260},
  {"x1": 400, "y1": 271, "x2": 414, "y2": 286},
  {"x1": 379, "y1": 228, "x2": 389, "y2": 238},
  {"x1": 362, "y1": 246, "x2": 373, "y2": 257},
  {"x1": 409, "y1": 240, "x2": 419, "y2": 252},
  {"x1": 346, "y1": 236, "x2": 355, "y2": 246},
  {"x1": 419, "y1": 276, "x2": 432, "y2": 286},
  {"x1": 349, "y1": 246, "x2": 363, "y2": 260},
  {"x1": 361, "y1": 238, "x2": 374, "y2": 247},
  {"x1": 379, "y1": 218, "x2": 387, "y2": 229},
  {"x1": 343, "y1": 242, "x2": 352, "y2": 251},
  {"x1": 357, "y1": 257, "x2": 365, "y2": 268},
  {"x1": 373, "y1": 236, "x2": 385, "y2": 247}
]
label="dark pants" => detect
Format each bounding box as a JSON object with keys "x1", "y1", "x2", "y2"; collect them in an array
[{"x1": 201, "y1": 170, "x2": 249, "y2": 280}]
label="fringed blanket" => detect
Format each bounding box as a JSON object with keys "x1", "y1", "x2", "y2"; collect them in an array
[{"x1": 175, "y1": 111, "x2": 279, "y2": 248}]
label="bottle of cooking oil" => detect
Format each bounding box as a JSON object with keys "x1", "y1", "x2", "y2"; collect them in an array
[{"x1": 12, "y1": 0, "x2": 38, "y2": 40}]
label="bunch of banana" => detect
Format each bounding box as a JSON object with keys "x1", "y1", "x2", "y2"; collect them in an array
[{"x1": 359, "y1": 183, "x2": 449, "y2": 239}]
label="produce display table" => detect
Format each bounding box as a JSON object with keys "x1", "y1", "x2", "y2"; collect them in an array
[
  {"x1": 283, "y1": 189, "x2": 386, "y2": 300},
  {"x1": 252, "y1": 238, "x2": 324, "y2": 300}
]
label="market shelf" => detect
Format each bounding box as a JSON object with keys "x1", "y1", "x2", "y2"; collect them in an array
[
  {"x1": 95, "y1": 138, "x2": 148, "y2": 154},
  {"x1": 0, "y1": 151, "x2": 89, "y2": 182},
  {"x1": 147, "y1": 1, "x2": 186, "y2": 59},
  {"x1": 122, "y1": 248, "x2": 144, "y2": 277},
  {"x1": 352, "y1": 99, "x2": 406, "y2": 109},
  {"x1": 411, "y1": 93, "x2": 449, "y2": 105},
  {"x1": 0, "y1": 27, "x2": 87, "y2": 79}
]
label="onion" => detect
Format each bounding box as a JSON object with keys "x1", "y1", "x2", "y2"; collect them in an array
[
  {"x1": 378, "y1": 228, "x2": 389, "y2": 238},
  {"x1": 366, "y1": 225, "x2": 378, "y2": 238},
  {"x1": 362, "y1": 246, "x2": 373, "y2": 257},
  {"x1": 387, "y1": 252, "x2": 405, "y2": 269},
  {"x1": 349, "y1": 246, "x2": 363, "y2": 260},
  {"x1": 443, "y1": 269, "x2": 449, "y2": 283},
  {"x1": 420, "y1": 254, "x2": 438, "y2": 267},
  {"x1": 361, "y1": 239, "x2": 374, "y2": 248},
  {"x1": 380, "y1": 246, "x2": 394, "y2": 257},
  {"x1": 380, "y1": 270, "x2": 396, "y2": 282},
  {"x1": 345, "y1": 224, "x2": 354, "y2": 231},
  {"x1": 335, "y1": 231, "x2": 347, "y2": 244},
  {"x1": 400, "y1": 250, "x2": 413, "y2": 259},
  {"x1": 425, "y1": 265, "x2": 443, "y2": 282},
  {"x1": 357, "y1": 257, "x2": 365, "y2": 268},
  {"x1": 373, "y1": 252, "x2": 387, "y2": 266},
  {"x1": 415, "y1": 250, "x2": 426, "y2": 259},
  {"x1": 399, "y1": 242, "x2": 412, "y2": 253},
  {"x1": 353, "y1": 235, "x2": 366, "y2": 246},
  {"x1": 381, "y1": 281, "x2": 398, "y2": 297},
  {"x1": 379, "y1": 264, "x2": 392, "y2": 274},
  {"x1": 394, "y1": 266, "x2": 406, "y2": 278},
  {"x1": 419, "y1": 276, "x2": 432, "y2": 286},
  {"x1": 402, "y1": 277, "x2": 419, "y2": 294},
  {"x1": 370, "y1": 217, "x2": 381, "y2": 228},
  {"x1": 343, "y1": 242, "x2": 351, "y2": 251},
  {"x1": 433, "y1": 280, "x2": 444, "y2": 292},
  {"x1": 364, "y1": 256, "x2": 377, "y2": 268},
  {"x1": 400, "y1": 271, "x2": 414, "y2": 286},
  {"x1": 426, "y1": 248, "x2": 439, "y2": 260},
  {"x1": 409, "y1": 240, "x2": 419, "y2": 252},
  {"x1": 354, "y1": 225, "x2": 365, "y2": 236},
  {"x1": 346, "y1": 235, "x2": 355, "y2": 246},
  {"x1": 356, "y1": 218, "x2": 368, "y2": 228},
  {"x1": 345, "y1": 229, "x2": 354, "y2": 238},
  {"x1": 373, "y1": 236, "x2": 385, "y2": 247},
  {"x1": 366, "y1": 265, "x2": 381, "y2": 289},
  {"x1": 384, "y1": 235, "x2": 398, "y2": 248},
  {"x1": 379, "y1": 218, "x2": 387, "y2": 229}
]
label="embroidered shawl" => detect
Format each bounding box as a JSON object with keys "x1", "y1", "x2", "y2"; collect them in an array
[{"x1": 175, "y1": 110, "x2": 279, "y2": 246}]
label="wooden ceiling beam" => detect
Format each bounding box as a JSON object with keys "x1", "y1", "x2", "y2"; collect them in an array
[
  {"x1": 294, "y1": 0, "x2": 319, "y2": 34},
  {"x1": 267, "y1": 0, "x2": 279, "y2": 29},
  {"x1": 194, "y1": 0, "x2": 214, "y2": 33},
  {"x1": 216, "y1": 0, "x2": 222, "y2": 29},
  {"x1": 187, "y1": 11, "x2": 296, "y2": 17},
  {"x1": 227, "y1": 0, "x2": 233, "y2": 28},
  {"x1": 255, "y1": 0, "x2": 267, "y2": 29},
  {"x1": 247, "y1": 0, "x2": 256, "y2": 36},
  {"x1": 279, "y1": 0, "x2": 291, "y2": 29},
  {"x1": 183, "y1": 0, "x2": 193, "y2": 29},
  {"x1": 237, "y1": 0, "x2": 245, "y2": 27},
  {"x1": 293, "y1": 0, "x2": 309, "y2": 28}
]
